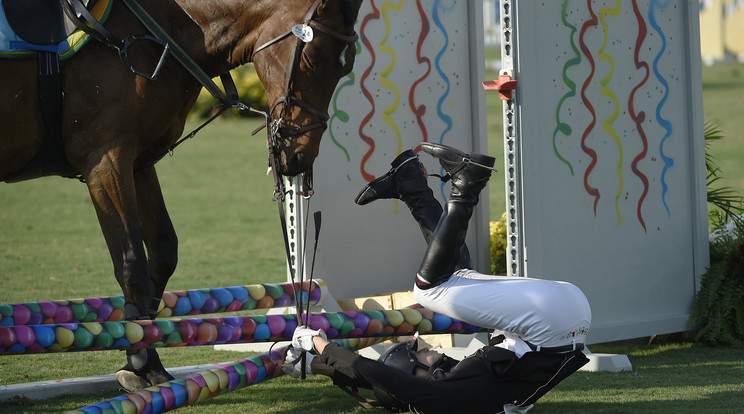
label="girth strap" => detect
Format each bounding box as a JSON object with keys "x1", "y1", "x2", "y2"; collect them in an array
[{"x1": 4, "y1": 51, "x2": 79, "y2": 182}]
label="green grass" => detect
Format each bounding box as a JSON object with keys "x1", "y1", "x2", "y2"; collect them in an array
[
  {"x1": 3, "y1": 342, "x2": 743, "y2": 413},
  {"x1": 2, "y1": 62, "x2": 744, "y2": 412}
]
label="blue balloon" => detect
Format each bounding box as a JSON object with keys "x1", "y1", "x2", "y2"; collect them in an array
[
  {"x1": 433, "y1": 313, "x2": 452, "y2": 331},
  {"x1": 187, "y1": 291, "x2": 207, "y2": 311},
  {"x1": 212, "y1": 288, "x2": 234, "y2": 307},
  {"x1": 171, "y1": 381, "x2": 187, "y2": 407},
  {"x1": 33, "y1": 326, "x2": 55, "y2": 348},
  {"x1": 174, "y1": 296, "x2": 191, "y2": 316},
  {"x1": 253, "y1": 324, "x2": 271, "y2": 340},
  {"x1": 227, "y1": 286, "x2": 248, "y2": 303}
]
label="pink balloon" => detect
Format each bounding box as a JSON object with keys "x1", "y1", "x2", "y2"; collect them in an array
[
  {"x1": 15, "y1": 326, "x2": 35, "y2": 347},
  {"x1": 13, "y1": 305, "x2": 31, "y2": 326}
]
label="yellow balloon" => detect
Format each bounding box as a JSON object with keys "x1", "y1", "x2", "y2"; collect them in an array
[
  {"x1": 81, "y1": 322, "x2": 103, "y2": 336},
  {"x1": 247, "y1": 285, "x2": 266, "y2": 301},
  {"x1": 400, "y1": 308, "x2": 423, "y2": 326},
  {"x1": 157, "y1": 308, "x2": 173, "y2": 318},
  {"x1": 417, "y1": 319, "x2": 433, "y2": 333},
  {"x1": 124, "y1": 322, "x2": 144, "y2": 343},
  {"x1": 213, "y1": 369, "x2": 229, "y2": 390},
  {"x1": 55, "y1": 327, "x2": 74, "y2": 348},
  {"x1": 120, "y1": 399, "x2": 137, "y2": 414},
  {"x1": 383, "y1": 310, "x2": 404, "y2": 327},
  {"x1": 197, "y1": 386, "x2": 210, "y2": 403},
  {"x1": 202, "y1": 371, "x2": 220, "y2": 393}
]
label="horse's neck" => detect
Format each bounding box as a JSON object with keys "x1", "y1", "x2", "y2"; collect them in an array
[{"x1": 173, "y1": 0, "x2": 309, "y2": 73}]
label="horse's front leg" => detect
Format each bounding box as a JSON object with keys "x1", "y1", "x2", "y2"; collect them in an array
[
  {"x1": 84, "y1": 157, "x2": 173, "y2": 390},
  {"x1": 134, "y1": 165, "x2": 178, "y2": 314},
  {"x1": 85, "y1": 157, "x2": 154, "y2": 316}
]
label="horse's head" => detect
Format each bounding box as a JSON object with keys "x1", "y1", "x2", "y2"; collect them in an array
[{"x1": 252, "y1": 0, "x2": 363, "y2": 177}]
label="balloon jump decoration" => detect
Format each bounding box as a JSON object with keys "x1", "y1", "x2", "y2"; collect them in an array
[
  {"x1": 66, "y1": 346, "x2": 289, "y2": 414},
  {"x1": 0, "y1": 307, "x2": 484, "y2": 354},
  {"x1": 66, "y1": 335, "x2": 385, "y2": 414},
  {"x1": 0, "y1": 281, "x2": 325, "y2": 327},
  {"x1": 65, "y1": 307, "x2": 478, "y2": 414}
]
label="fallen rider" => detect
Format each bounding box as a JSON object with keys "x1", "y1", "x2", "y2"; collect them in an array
[{"x1": 283, "y1": 144, "x2": 592, "y2": 413}]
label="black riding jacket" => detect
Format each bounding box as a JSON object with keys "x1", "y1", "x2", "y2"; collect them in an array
[{"x1": 317, "y1": 341, "x2": 588, "y2": 413}]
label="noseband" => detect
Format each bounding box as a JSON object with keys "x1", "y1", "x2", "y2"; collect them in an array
[{"x1": 252, "y1": 0, "x2": 358, "y2": 199}]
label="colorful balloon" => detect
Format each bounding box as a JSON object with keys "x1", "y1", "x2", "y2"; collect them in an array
[{"x1": 0, "y1": 281, "x2": 327, "y2": 326}]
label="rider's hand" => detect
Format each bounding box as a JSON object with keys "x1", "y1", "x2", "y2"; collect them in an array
[{"x1": 292, "y1": 326, "x2": 327, "y2": 352}]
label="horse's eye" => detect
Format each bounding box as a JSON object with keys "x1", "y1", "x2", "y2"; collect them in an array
[{"x1": 301, "y1": 51, "x2": 316, "y2": 72}]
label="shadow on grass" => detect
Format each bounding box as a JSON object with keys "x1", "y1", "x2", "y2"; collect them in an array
[
  {"x1": 534, "y1": 343, "x2": 744, "y2": 413},
  {"x1": 5, "y1": 344, "x2": 742, "y2": 413},
  {"x1": 534, "y1": 390, "x2": 744, "y2": 414}
]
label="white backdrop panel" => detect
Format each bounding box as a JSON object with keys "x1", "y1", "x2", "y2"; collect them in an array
[
  {"x1": 307, "y1": 0, "x2": 489, "y2": 301},
  {"x1": 508, "y1": 0, "x2": 708, "y2": 343}
]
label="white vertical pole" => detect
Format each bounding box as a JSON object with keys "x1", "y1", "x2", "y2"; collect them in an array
[
  {"x1": 284, "y1": 176, "x2": 306, "y2": 284},
  {"x1": 499, "y1": 0, "x2": 523, "y2": 277}
]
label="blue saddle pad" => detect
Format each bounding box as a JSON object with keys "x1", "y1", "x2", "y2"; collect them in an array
[{"x1": 0, "y1": 0, "x2": 111, "y2": 60}]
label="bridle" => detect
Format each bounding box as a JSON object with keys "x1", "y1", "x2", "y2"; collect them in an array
[{"x1": 251, "y1": 0, "x2": 359, "y2": 200}]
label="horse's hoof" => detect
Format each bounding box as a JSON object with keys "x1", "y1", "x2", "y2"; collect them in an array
[{"x1": 116, "y1": 369, "x2": 150, "y2": 392}]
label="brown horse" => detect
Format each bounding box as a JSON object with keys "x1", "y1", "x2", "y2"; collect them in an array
[{"x1": 0, "y1": 0, "x2": 362, "y2": 389}]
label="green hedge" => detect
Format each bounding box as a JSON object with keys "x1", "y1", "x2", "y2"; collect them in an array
[
  {"x1": 690, "y1": 213, "x2": 744, "y2": 346},
  {"x1": 490, "y1": 212, "x2": 507, "y2": 275}
]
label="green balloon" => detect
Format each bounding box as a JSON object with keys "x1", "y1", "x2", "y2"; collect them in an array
[
  {"x1": 105, "y1": 322, "x2": 126, "y2": 339},
  {"x1": 325, "y1": 313, "x2": 345, "y2": 330},
  {"x1": 109, "y1": 296, "x2": 125, "y2": 313},
  {"x1": 154, "y1": 320, "x2": 176, "y2": 335},
  {"x1": 71, "y1": 303, "x2": 90, "y2": 321},
  {"x1": 82, "y1": 313, "x2": 97, "y2": 322},
  {"x1": 94, "y1": 332, "x2": 114, "y2": 348},
  {"x1": 73, "y1": 327, "x2": 94, "y2": 349},
  {"x1": 165, "y1": 332, "x2": 183, "y2": 344},
  {"x1": 264, "y1": 284, "x2": 284, "y2": 299},
  {"x1": 339, "y1": 321, "x2": 355, "y2": 335},
  {"x1": 365, "y1": 310, "x2": 384, "y2": 321}
]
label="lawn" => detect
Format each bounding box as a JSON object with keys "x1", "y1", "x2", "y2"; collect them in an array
[{"x1": 1, "y1": 59, "x2": 744, "y2": 412}]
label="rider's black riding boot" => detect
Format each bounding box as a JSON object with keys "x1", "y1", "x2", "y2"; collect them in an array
[
  {"x1": 355, "y1": 149, "x2": 471, "y2": 268},
  {"x1": 416, "y1": 143, "x2": 495, "y2": 289}
]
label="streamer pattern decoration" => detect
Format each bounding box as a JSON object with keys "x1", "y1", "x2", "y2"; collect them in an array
[
  {"x1": 379, "y1": 0, "x2": 406, "y2": 158},
  {"x1": 597, "y1": 0, "x2": 623, "y2": 227},
  {"x1": 552, "y1": 0, "x2": 581, "y2": 176},
  {"x1": 432, "y1": 0, "x2": 456, "y2": 200},
  {"x1": 357, "y1": 1, "x2": 381, "y2": 182},
  {"x1": 578, "y1": 0, "x2": 601, "y2": 215},
  {"x1": 409, "y1": 0, "x2": 432, "y2": 152},
  {"x1": 649, "y1": 0, "x2": 674, "y2": 217},
  {"x1": 629, "y1": 0, "x2": 651, "y2": 232}
]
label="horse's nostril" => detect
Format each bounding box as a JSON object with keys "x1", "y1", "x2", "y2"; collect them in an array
[{"x1": 281, "y1": 150, "x2": 307, "y2": 177}]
